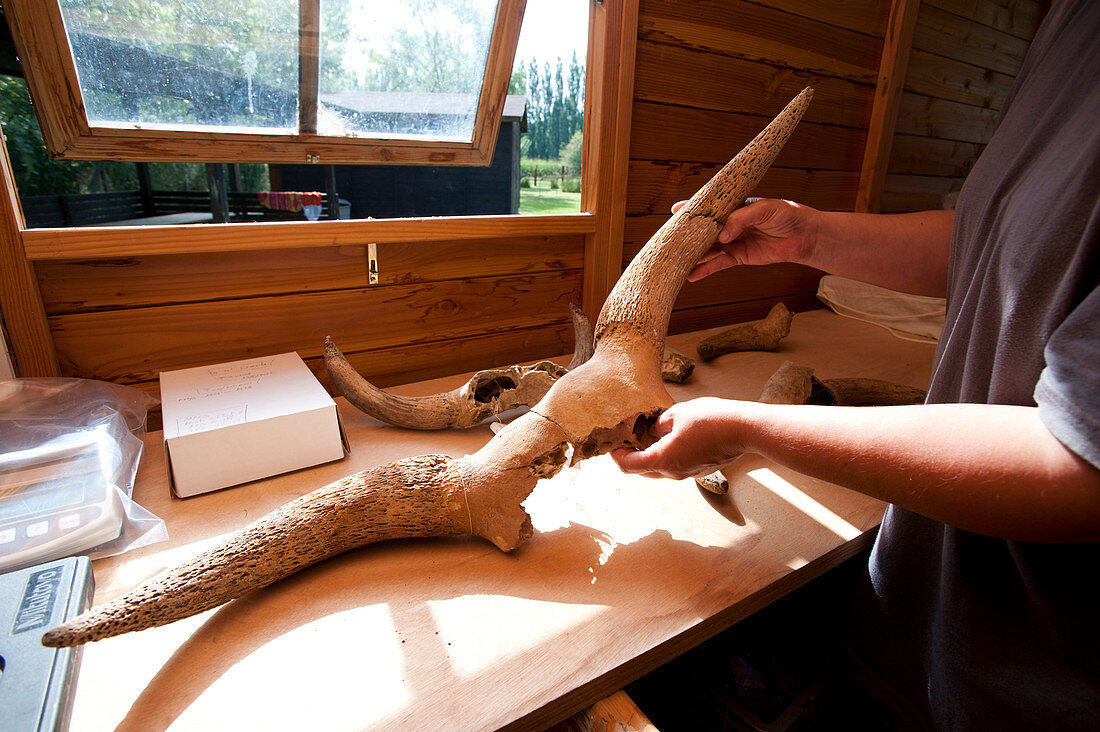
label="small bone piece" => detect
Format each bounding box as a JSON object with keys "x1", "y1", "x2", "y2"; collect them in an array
[
  {"x1": 696, "y1": 302, "x2": 793, "y2": 360},
  {"x1": 661, "y1": 349, "x2": 695, "y2": 383},
  {"x1": 758, "y1": 360, "x2": 816, "y2": 404},
  {"x1": 694, "y1": 471, "x2": 729, "y2": 494},
  {"x1": 42, "y1": 88, "x2": 815, "y2": 648}
]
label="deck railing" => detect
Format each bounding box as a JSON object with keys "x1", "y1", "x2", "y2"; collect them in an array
[{"x1": 21, "y1": 190, "x2": 348, "y2": 228}]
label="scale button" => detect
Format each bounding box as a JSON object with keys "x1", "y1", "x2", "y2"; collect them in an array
[
  {"x1": 60, "y1": 513, "x2": 82, "y2": 530},
  {"x1": 0, "y1": 527, "x2": 15, "y2": 544},
  {"x1": 27, "y1": 521, "x2": 50, "y2": 537}
]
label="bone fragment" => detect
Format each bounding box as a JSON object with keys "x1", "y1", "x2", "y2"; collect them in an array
[
  {"x1": 809, "y1": 377, "x2": 927, "y2": 406},
  {"x1": 42, "y1": 88, "x2": 815, "y2": 648},
  {"x1": 755, "y1": 361, "x2": 927, "y2": 407},
  {"x1": 661, "y1": 349, "x2": 695, "y2": 383},
  {"x1": 758, "y1": 360, "x2": 816, "y2": 404},
  {"x1": 695, "y1": 302, "x2": 793, "y2": 360},
  {"x1": 567, "y1": 303, "x2": 595, "y2": 370},
  {"x1": 694, "y1": 471, "x2": 729, "y2": 494}
]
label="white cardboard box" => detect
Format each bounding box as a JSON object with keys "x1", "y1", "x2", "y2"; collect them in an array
[{"x1": 160, "y1": 352, "x2": 348, "y2": 498}]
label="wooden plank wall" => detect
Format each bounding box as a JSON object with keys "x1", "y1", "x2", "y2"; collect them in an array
[
  {"x1": 881, "y1": 0, "x2": 1049, "y2": 212},
  {"x1": 33, "y1": 234, "x2": 586, "y2": 398},
  {"x1": 625, "y1": 0, "x2": 1047, "y2": 335}
]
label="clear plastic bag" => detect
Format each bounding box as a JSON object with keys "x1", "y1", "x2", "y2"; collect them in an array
[{"x1": 0, "y1": 378, "x2": 168, "y2": 572}]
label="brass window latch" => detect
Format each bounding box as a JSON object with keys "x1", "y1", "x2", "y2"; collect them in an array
[{"x1": 368, "y1": 243, "x2": 379, "y2": 285}]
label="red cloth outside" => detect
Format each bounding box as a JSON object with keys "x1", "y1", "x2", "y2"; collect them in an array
[{"x1": 258, "y1": 191, "x2": 323, "y2": 212}]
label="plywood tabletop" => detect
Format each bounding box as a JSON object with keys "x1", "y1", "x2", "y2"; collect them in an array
[{"x1": 67, "y1": 309, "x2": 936, "y2": 731}]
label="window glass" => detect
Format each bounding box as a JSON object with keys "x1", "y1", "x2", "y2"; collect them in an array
[
  {"x1": 58, "y1": 0, "x2": 300, "y2": 131},
  {"x1": 2, "y1": 0, "x2": 590, "y2": 226},
  {"x1": 514, "y1": 0, "x2": 588, "y2": 214},
  {"x1": 319, "y1": 0, "x2": 498, "y2": 141}
]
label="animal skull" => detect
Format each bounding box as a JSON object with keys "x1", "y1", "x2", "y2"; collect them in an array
[{"x1": 42, "y1": 88, "x2": 815, "y2": 648}]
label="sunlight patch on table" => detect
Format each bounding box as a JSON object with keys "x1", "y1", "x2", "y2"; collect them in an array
[
  {"x1": 525, "y1": 454, "x2": 760, "y2": 550},
  {"x1": 180, "y1": 605, "x2": 410, "y2": 728},
  {"x1": 748, "y1": 468, "x2": 861, "y2": 541},
  {"x1": 428, "y1": 595, "x2": 607, "y2": 677}
]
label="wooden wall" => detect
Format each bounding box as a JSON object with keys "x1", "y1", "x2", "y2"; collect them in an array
[
  {"x1": 881, "y1": 0, "x2": 1049, "y2": 212},
  {"x1": 625, "y1": 0, "x2": 1048, "y2": 335},
  {"x1": 3, "y1": 0, "x2": 1050, "y2": 399},
  {"x1": 31, "y1": 233, "x2": 587, "y2": 397}
]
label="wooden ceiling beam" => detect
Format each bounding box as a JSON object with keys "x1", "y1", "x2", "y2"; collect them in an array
[{"x1": 855, "y1": 0, "x2": 921, "y2": 213}]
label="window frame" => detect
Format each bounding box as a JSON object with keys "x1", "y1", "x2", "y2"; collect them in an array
[
  {"x1": 1, "y1": 0, "x2": 640, "y2": 380},
  {"x1": 3, "y1": 0, "x2": 526, "y2": 166}
]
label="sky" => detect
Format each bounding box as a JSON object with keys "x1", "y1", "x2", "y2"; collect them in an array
[
  {"x1": 340, "y1": 0, "x2": 589, "y2": 85},
  {"x1": 514, "y1": 0, "x2": 589, "y2": 66}
]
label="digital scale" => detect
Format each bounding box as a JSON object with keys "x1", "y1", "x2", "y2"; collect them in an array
[
  {"x1": 0, "y1": 555, "x2": 94, "y2": 731},
  {"x1": 0, "y1": 430, "x2": 126, "y2": 574}
]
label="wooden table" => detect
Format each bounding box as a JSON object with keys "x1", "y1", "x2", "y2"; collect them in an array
[{"x1": 68, "y1": 310, "x2": 936, "y2": 731}]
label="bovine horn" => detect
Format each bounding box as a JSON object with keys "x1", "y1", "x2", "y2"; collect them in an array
[
  {"x1": 567, "y1": 303, "x2": 595, "y2": 370},
  {"x1": 696, "y1": 302, "x2": 793, "y2": 360},
  {"x1": 42, "y1": 88, "x2": 813, "y2": 648},
  {"x1": 750, "y1": 361, "x2": 928, "y2": 407},
  {"x1": 809, "y1": 376, "x2": 927, "y2": 406},
  {"x1": 326, "y1": 303, "x2": 595, "y2": 429}
]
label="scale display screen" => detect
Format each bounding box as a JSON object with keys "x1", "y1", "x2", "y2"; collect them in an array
[{"x1": 0, "y1": 474, "x2": 91, "y2": 521}]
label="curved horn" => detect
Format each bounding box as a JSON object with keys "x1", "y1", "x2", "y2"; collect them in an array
[
  {"x1": 43, "y1": 455, "x2": 474, "y2": 646},
  {"x1": 567, "y1": 302, "x2": 595, "y2": 369},
  {"x1": 325, "y1": 337, "x2": 463, "y2": 429},
  {"x1": 596, "y1": 89, "x2": 813, "y2": 351},
  {"x1": 43, "y1": 89, "x2": 813, "y2": 648},
  {"x1": 325, "y1": 337, "x2": 458, "y2": 429}
]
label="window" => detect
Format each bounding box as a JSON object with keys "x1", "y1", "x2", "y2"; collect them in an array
[
  {"x1": 2, "y1": 0, "x2": 590, "y2": 226},
  {"x1": 4, "y1": 0, "x2": 524, "y2": 165}
]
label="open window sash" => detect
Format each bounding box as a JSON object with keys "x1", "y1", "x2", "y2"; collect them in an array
[{"x1": 3, "y1": 0, "x2": 525, "y2": 166}]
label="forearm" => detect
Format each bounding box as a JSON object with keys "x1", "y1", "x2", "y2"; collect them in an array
[
  {"x1": 735, "y1": 401, "x2": 1100, "y2": 542},
  {"x1": 805, "y1": 209, "x2": 953, "y2": 297}
]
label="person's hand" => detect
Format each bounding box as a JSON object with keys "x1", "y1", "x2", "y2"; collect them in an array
[
  {"x1": 611, "y1": 398, "x2": 746, "y2": 480},
  {"x1": 675, "y1": 198, "x2": 821, "y2": 281}
]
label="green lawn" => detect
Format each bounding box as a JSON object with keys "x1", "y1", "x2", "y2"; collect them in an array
[{"x1": 519, "y1": 183, "x2": 581, "y2": 214}]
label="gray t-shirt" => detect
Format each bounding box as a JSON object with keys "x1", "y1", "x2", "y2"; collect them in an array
[{"x1": 850, "y1": 2, "x2": 1100, "y2": 728}]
